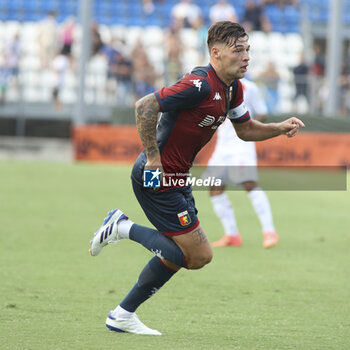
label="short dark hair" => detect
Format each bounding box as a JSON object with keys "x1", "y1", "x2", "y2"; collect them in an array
[{"x1": 207, "y1": 21, "x2": 248, "y2": 51}]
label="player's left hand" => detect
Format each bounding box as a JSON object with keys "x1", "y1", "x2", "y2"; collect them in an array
[{"x1": 281, "y1": 117, "x2": 305, "y2": 138}]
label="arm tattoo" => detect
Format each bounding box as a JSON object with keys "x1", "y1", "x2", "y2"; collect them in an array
[
  {"x1": 135, "y1": 93, "x2": 161, "y2": 160},
  {"x1": 191, "y1": 227, "x2": 209, "y2": 246}
]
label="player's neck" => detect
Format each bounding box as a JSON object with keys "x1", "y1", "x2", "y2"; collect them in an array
[{"x1": 210, "y1": 61, "x2": 233, "y2": 86}]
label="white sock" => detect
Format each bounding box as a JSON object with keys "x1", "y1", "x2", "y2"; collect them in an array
[
  {"x1": 248, "y1": 187, "x2": 275, "y2": 233},
  {"x1": 117, "y1": 219, "x2": 134, "y2": 239},
  {"x1": 211, "y1": 193, "x2": 239, "y2": 235},
  {"x1": 112, "y1": 305, "x2": 134, "y2": 318}
]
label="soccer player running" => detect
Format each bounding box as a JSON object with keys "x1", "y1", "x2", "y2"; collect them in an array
[
  {"x1": 89, "y1": 21, "x2": 304, "y2": 335},
  {"x1": 207, "y1": 77, "x2": 279, "y2": 248}
]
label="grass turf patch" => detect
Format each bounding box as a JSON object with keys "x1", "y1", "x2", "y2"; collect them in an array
[{"x1": 0, "y1": 161, "x2": 349, "y2": 350}]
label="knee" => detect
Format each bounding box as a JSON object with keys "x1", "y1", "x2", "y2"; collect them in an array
[{"x1": 185, "y1": 249, "x2": 213, "y2": 270}]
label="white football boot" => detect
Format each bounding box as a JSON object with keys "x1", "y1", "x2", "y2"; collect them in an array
[
  {"x1": 89, "y1": 209, "x2": 128, "y2": 256},
  {"x1": 106, "y1": 311, "x2": 161, "y2": 335}
]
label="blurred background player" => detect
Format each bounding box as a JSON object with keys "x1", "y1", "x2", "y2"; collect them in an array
[{"x1": 207, "y1": 77, "x2": 279, "y2": 248}]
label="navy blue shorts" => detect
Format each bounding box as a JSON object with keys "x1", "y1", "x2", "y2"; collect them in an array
[{"x1": 131, "y1": 153, "x2": 199, "y2": 236}]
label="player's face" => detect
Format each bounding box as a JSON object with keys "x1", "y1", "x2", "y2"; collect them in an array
[{"x1": 221, "y1": 37, "x2": 250, "y2": 82}]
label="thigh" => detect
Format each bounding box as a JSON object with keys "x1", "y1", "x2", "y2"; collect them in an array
[
  {"x1": 132, "y1": 179, "x2": 199, "y2": 235},
  {"x1": 228, "y1": 146, "x2": 258, "y2": 185},
  {"x1": 203, "y1": 165, "x2": 230, "y2": 187},
  {"x1": 171, "y1": 224, "x2": 213, "y2": 269},
  {"x1": 229, "y1": 164, "x2": 258, "y2": 185}
]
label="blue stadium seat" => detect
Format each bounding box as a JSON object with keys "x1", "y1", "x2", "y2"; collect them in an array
[
  {"x1": 111, "y1": 15, "x2": 129, "y2": 26},
  {"x1": 0, "y1": 0, "x2": 312, "y2": 32},
  {"x1": 235, "y1": 6, "x2": 245, "y2": 22},
  {"x1": 60, "y1": 1, "x2": 78, "y2": 17},
  {"x1": 284, "y1": 5, "x2": 300, "y2": 32},
  {"x1": 265, "y1": 5, "x2": 282, "y2": 23}
]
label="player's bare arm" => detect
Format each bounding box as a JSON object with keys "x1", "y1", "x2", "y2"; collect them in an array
[
  {"x1": 135, "y1": 93, "x2": 162, "y2": 166},
  {"x1": 233, "y1": 117, "x2": 305, "y2": 141},
  {"x1": 255, "y1": 113, "x2": 267, "y2": 123}
]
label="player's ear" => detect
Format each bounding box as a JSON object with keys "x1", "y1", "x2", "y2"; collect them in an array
[{"x1": 211, "y1": 46, "x2": 220, "y2": 59}]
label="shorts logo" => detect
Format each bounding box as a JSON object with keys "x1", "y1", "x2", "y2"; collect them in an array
[
  {"x1": 143, "y1": 168, "x2": 161, "y2": 188},
  {"x1": 177, "y1": 210, "x2": 191, "y2": 226}
]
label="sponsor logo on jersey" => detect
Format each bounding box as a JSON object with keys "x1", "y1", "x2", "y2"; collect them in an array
[
  {"x1": 213, "y1": 92, "x2": 222, "y2": 100},
  {"x1": 198, "y1": 115, "x2": 215, "y2": 127},
  {"x1": 217, "y1": 116, "x2": 226, "y2": 125},
  {"x1": 177, "y1": 210, "x2": 191, "y2": 226},
  {"x1": 190, "y1": 79, "x2": 202, "y2": 91}
]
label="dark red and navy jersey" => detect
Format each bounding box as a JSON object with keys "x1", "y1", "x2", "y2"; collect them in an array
[
  {"x1": 154, "y1": 64, "x2": 250, "y2": 175},
  {"x1": 132, "y1": 64, "x2": 250, "y2": 187}
]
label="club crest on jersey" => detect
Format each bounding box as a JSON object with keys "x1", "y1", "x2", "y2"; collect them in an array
[
  {"x1": 198, "y1": 115, "x2": 215, "y2": 127},
  {"x1": 213, "y1": 92, "x2": 222, "y2": 100},
  {"x1": 177, "y1": 210, "x2": 191, "y2": 226},
  {"x1": 190, "y1": 79, "x2": 202, "y2": 91}
]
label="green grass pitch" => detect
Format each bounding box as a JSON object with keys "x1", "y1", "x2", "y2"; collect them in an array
[{"x1": 0, "y1": 161, "x2": 349, "y2": 350}]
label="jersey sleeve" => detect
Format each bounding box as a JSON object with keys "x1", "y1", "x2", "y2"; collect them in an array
[
  {"x1": 154, "y1": 74, "x2": 210, "y2": 112},
  {"x1": 228, "y1": 80, "x2": 251, "y2": 124}
]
